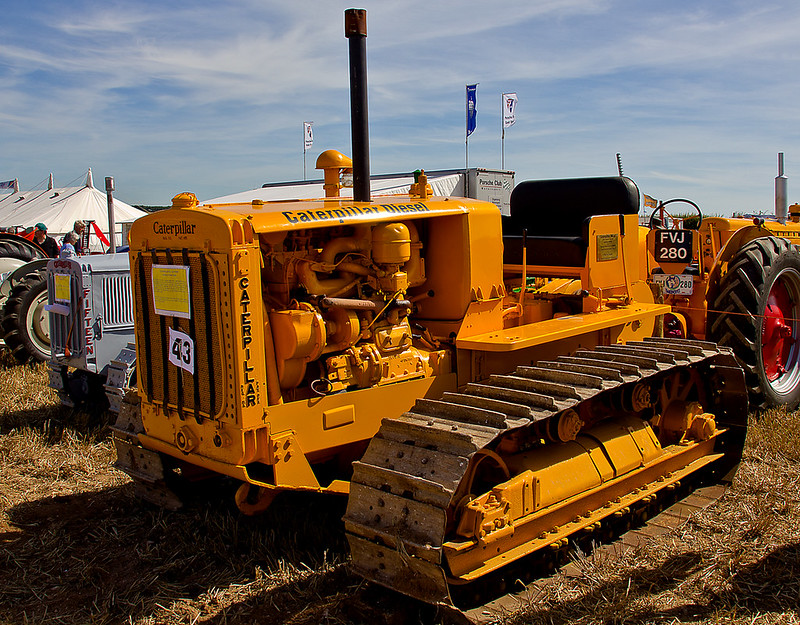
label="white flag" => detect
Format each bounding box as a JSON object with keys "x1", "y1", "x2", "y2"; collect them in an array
[
  {"x1": 303, "y1": 121, "x2": 314, "y2": 150},
  {"x1": 502, "y1": 93, "x2": 518, "y2": 128}
]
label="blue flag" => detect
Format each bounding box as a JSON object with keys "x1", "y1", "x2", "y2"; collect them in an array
[{"x1": 466, "y1": 84, "x2": 477, "y2": 137}]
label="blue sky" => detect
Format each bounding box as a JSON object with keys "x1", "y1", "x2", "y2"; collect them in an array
[{"x1": 1, "y1": 1, "x2": 798, "y2": 214}]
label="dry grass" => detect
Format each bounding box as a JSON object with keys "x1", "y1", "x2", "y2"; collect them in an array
[
  {"x1": 503, "y1": 410, "x2": 800, "y2": 625},
  {"x1": 1, "y1": 357, "x2": 799, "y2": 625}
]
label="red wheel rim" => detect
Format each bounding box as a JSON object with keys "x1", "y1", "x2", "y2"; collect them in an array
[{"x1": 762, "y1": 277, "x2": 796, "y2": 381}]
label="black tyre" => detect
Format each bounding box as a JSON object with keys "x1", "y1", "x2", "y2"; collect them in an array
[
  {"x1": 0, "y1": 233, "x2": 47, "y2": 264},
  {"x1": 709, "y1": 237, "x2": 800, "y2": 410},
  {"x1": 0, "y1": 267, "x2": 50, "y2": 363},
  {"x1": 0, "y1": 236, "x2": 48, "y2": 342}
]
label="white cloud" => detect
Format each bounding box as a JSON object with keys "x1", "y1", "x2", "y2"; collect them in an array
[{"x1": 0, "y1": 0, "x2": 799, "y2": 210}]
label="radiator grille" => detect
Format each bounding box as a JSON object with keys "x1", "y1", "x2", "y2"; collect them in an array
[
  {"x1": 133, "y1": 250, "x2": 226, "y2": 420},
  {"x1": 101, "y1": 273, "x2": 134, "y2": 329},
  {"x1": 48, "y1": 269, "x2": 83, "y2": 359}
]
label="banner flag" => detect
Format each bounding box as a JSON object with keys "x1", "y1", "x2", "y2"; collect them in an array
[
  {"x1": 643, "y1": 194, "x2": 659, "y2": 209},
  {"x1": 502, "y1": 92, "x2": 518, "y2": 128},
  {"x1": 0, "y1": 179, "x2": 16, "y2": 189},
  {"x1": 466, "y1": 85, "x2": 478, "y2": 137},
  {"x1": 303, "y1": 122, "x2": 314, "y2": 151},
  {"x1": 91, "y1": 220, "x2": 111, "y2": 247}
]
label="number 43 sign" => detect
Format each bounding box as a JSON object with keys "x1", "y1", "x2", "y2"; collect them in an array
[{"x1": 168, "y1": 327, "x2": 195, "y2": 374}]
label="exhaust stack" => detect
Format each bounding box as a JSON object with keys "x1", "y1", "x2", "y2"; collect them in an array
[
  {"x1": 776, "y1": 152, "x2": 788, "y2": 225},
  {"x1": 105, "y1": 176, "x2": 116, "y2": 254},
  {"x1": 345, "y1": 9, "x2": 370, "y2": 203}
]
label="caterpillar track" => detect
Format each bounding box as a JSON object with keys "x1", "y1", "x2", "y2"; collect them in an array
[
  {"x1": 110, "y1": 389, "x2": 186, "y2": 511},
  {"x1": 104, "y1": 342, "x2": 137, "y2": 415},
  {"x1": 106, "y1": 343, "x2": 187, "y2": 511},
  {"x1": 343, "y1": 338, "x2": 748, "y2": 618}
]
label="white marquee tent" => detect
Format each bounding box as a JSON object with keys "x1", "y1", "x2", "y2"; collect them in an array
[
  {"x1": 0, "y1": 170, "x2": 147, "y2": 251},
  {"x1": 203, "y1": 170, "x2": 465, "y2": 205}
]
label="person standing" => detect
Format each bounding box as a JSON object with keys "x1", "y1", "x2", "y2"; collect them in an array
[
  {"x1": 64, "y1": 220, "x2": 86, "y2": 255},
  {"x1": 33, "y1": 222, "x2": 59, "y2": 258}
]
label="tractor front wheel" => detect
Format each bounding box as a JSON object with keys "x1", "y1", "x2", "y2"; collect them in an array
[
  {"x1": 709, "y1": 237, "x2": 800, "y2": 410},
  {"x1": 1, "y1": 267, "x2": 50, "y2": 363}
]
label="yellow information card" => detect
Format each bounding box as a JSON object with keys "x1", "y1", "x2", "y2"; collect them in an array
[
  {"x1": 53, "y1": 274, "x2": 71, "y2": 303},
  {"x1": 152, "y1": 264, "x2": 191, "y2": 319}
]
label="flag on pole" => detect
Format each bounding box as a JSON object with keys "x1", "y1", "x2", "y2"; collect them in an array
[
  {"x1": 466, "y1": 84, "x2": 478, "y2": 137},
  {"x1": 643, "y1": 194, "x2": 659, "y2": 209},
  {"x1": 0, "y1": 179, "x2": 16, "y2": 190},
  {"x1": 502, "y1": 92, "x2": 518, "y2": 128},
  {"x1": 303, "y1": 122, "x2": 314, "y2": 151}
]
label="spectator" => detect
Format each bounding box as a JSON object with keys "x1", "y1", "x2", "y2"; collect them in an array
[
  {"x1": 64, "y1": 219, "x2": 86, "y2": 255},
  {"x1": 33, "y1": 222, "x2": 59, "y2": 258},
  {"x1": 59, "y1": 231, "x2": 79, "y2": 259}
]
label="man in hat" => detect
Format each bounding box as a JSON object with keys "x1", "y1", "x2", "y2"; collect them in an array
[
  {"x1": 64, "y1": 219, "x2": 86, "y2": 255},
  {"x1": 33, "y1": 222, "x2": 59, "y2": 258}
]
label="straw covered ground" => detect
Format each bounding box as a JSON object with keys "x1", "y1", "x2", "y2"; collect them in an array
[{"x1": 1, "y1": 354, "x2": 798, "y2": 625}]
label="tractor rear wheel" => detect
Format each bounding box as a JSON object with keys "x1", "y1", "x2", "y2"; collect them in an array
[
  {"x1": 0, "y1": 236, "x2": 48, "y2": 342},
  {"x1": 0, "y1": 235, "x2": 47, "y2": 276},
  {"x1": 709, "y1": 237, "x2": 800, "y2": 409},
  {"x1": 1, "y1": 267, "x2": 50, "y2": 363}
]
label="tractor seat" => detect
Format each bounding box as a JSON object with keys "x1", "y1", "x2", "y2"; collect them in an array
[
  {"x1": 503, "y1": 176, "x2": 640, "y2": 267},
  {"x1": 502, "y1": 229, "x2": 588, "y2": 267}
]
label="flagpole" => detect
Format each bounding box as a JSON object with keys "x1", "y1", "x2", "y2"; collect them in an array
[
  {"x1": 465, "y1": 85, "x2": 469, "y2": 170},
  {"x1": 502, "y1": 128, "x2": 505, "y2": 170},
  {"x1": 303, "y1": 122, "x2": 307, "y2": 180},
  {"x1": 501, "y1": 93, "x2": 505, "y2": 170}
]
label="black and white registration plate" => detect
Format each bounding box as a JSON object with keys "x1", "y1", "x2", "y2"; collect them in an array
[{"x1": 654, "y1": 229, "x2": 693, "y2": 263}]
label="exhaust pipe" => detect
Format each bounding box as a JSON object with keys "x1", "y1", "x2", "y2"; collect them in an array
[
  {"x1": 776, "y1": 152, "x2": 788, "y2": 225},
  {"x1": 105, "y1": 176, "x2": 116, "y2": 254},
  {"x1": 345, "y1": 9, "x2": 370, "y2": 203}
]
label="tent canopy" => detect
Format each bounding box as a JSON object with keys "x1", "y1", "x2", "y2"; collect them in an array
[
  {"x1": 0, "y1": 170, "x2": 146, "y2": 250},
  {"x1": 203, "y1": 170, "x2": 465, "y2": 205}
]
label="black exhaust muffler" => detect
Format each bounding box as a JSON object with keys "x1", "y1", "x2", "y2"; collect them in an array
[{"x1": 345, "y1": 9, "x2": 370, "y2": 203}]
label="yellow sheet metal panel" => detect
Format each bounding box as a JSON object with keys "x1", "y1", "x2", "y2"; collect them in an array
[
  {"x1": 445, "y1": 444, "x2": 722, "y2": 581},
  {"x1": 412, "y1": 208, "x2": 504, "y2": 323},
  {"x1": 484, "y1": 416, "x2": 662, "y2": 517},
  {"x1": 455, "y1": 302, "x2": 670, "y2": 352},
  {"x1": 323, "y1": 405, "x2": 356, "y2": 429},
  {"x1": 129, "y1": 206, "x2": 241, "y2": 251},
  {"x1": 267, "y1": 372, "x2": 457, "y2": 456},
  {"x1": 504, "y1": 441, "x2": 603, "y2": 510},
  {"x1": 203, "y1": 195, "x2": 477, "y2": 235},
  {"x1": 585, "y1": 214, "x2": 640, "y2": 291}
]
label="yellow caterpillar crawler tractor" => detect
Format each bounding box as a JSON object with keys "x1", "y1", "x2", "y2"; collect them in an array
[
  {"x1": 112, "y1": 9, "x2": 748, "y2": 619},
  {"x1": 646, "y1": 154, "x2": 800, "y2": 409}
]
